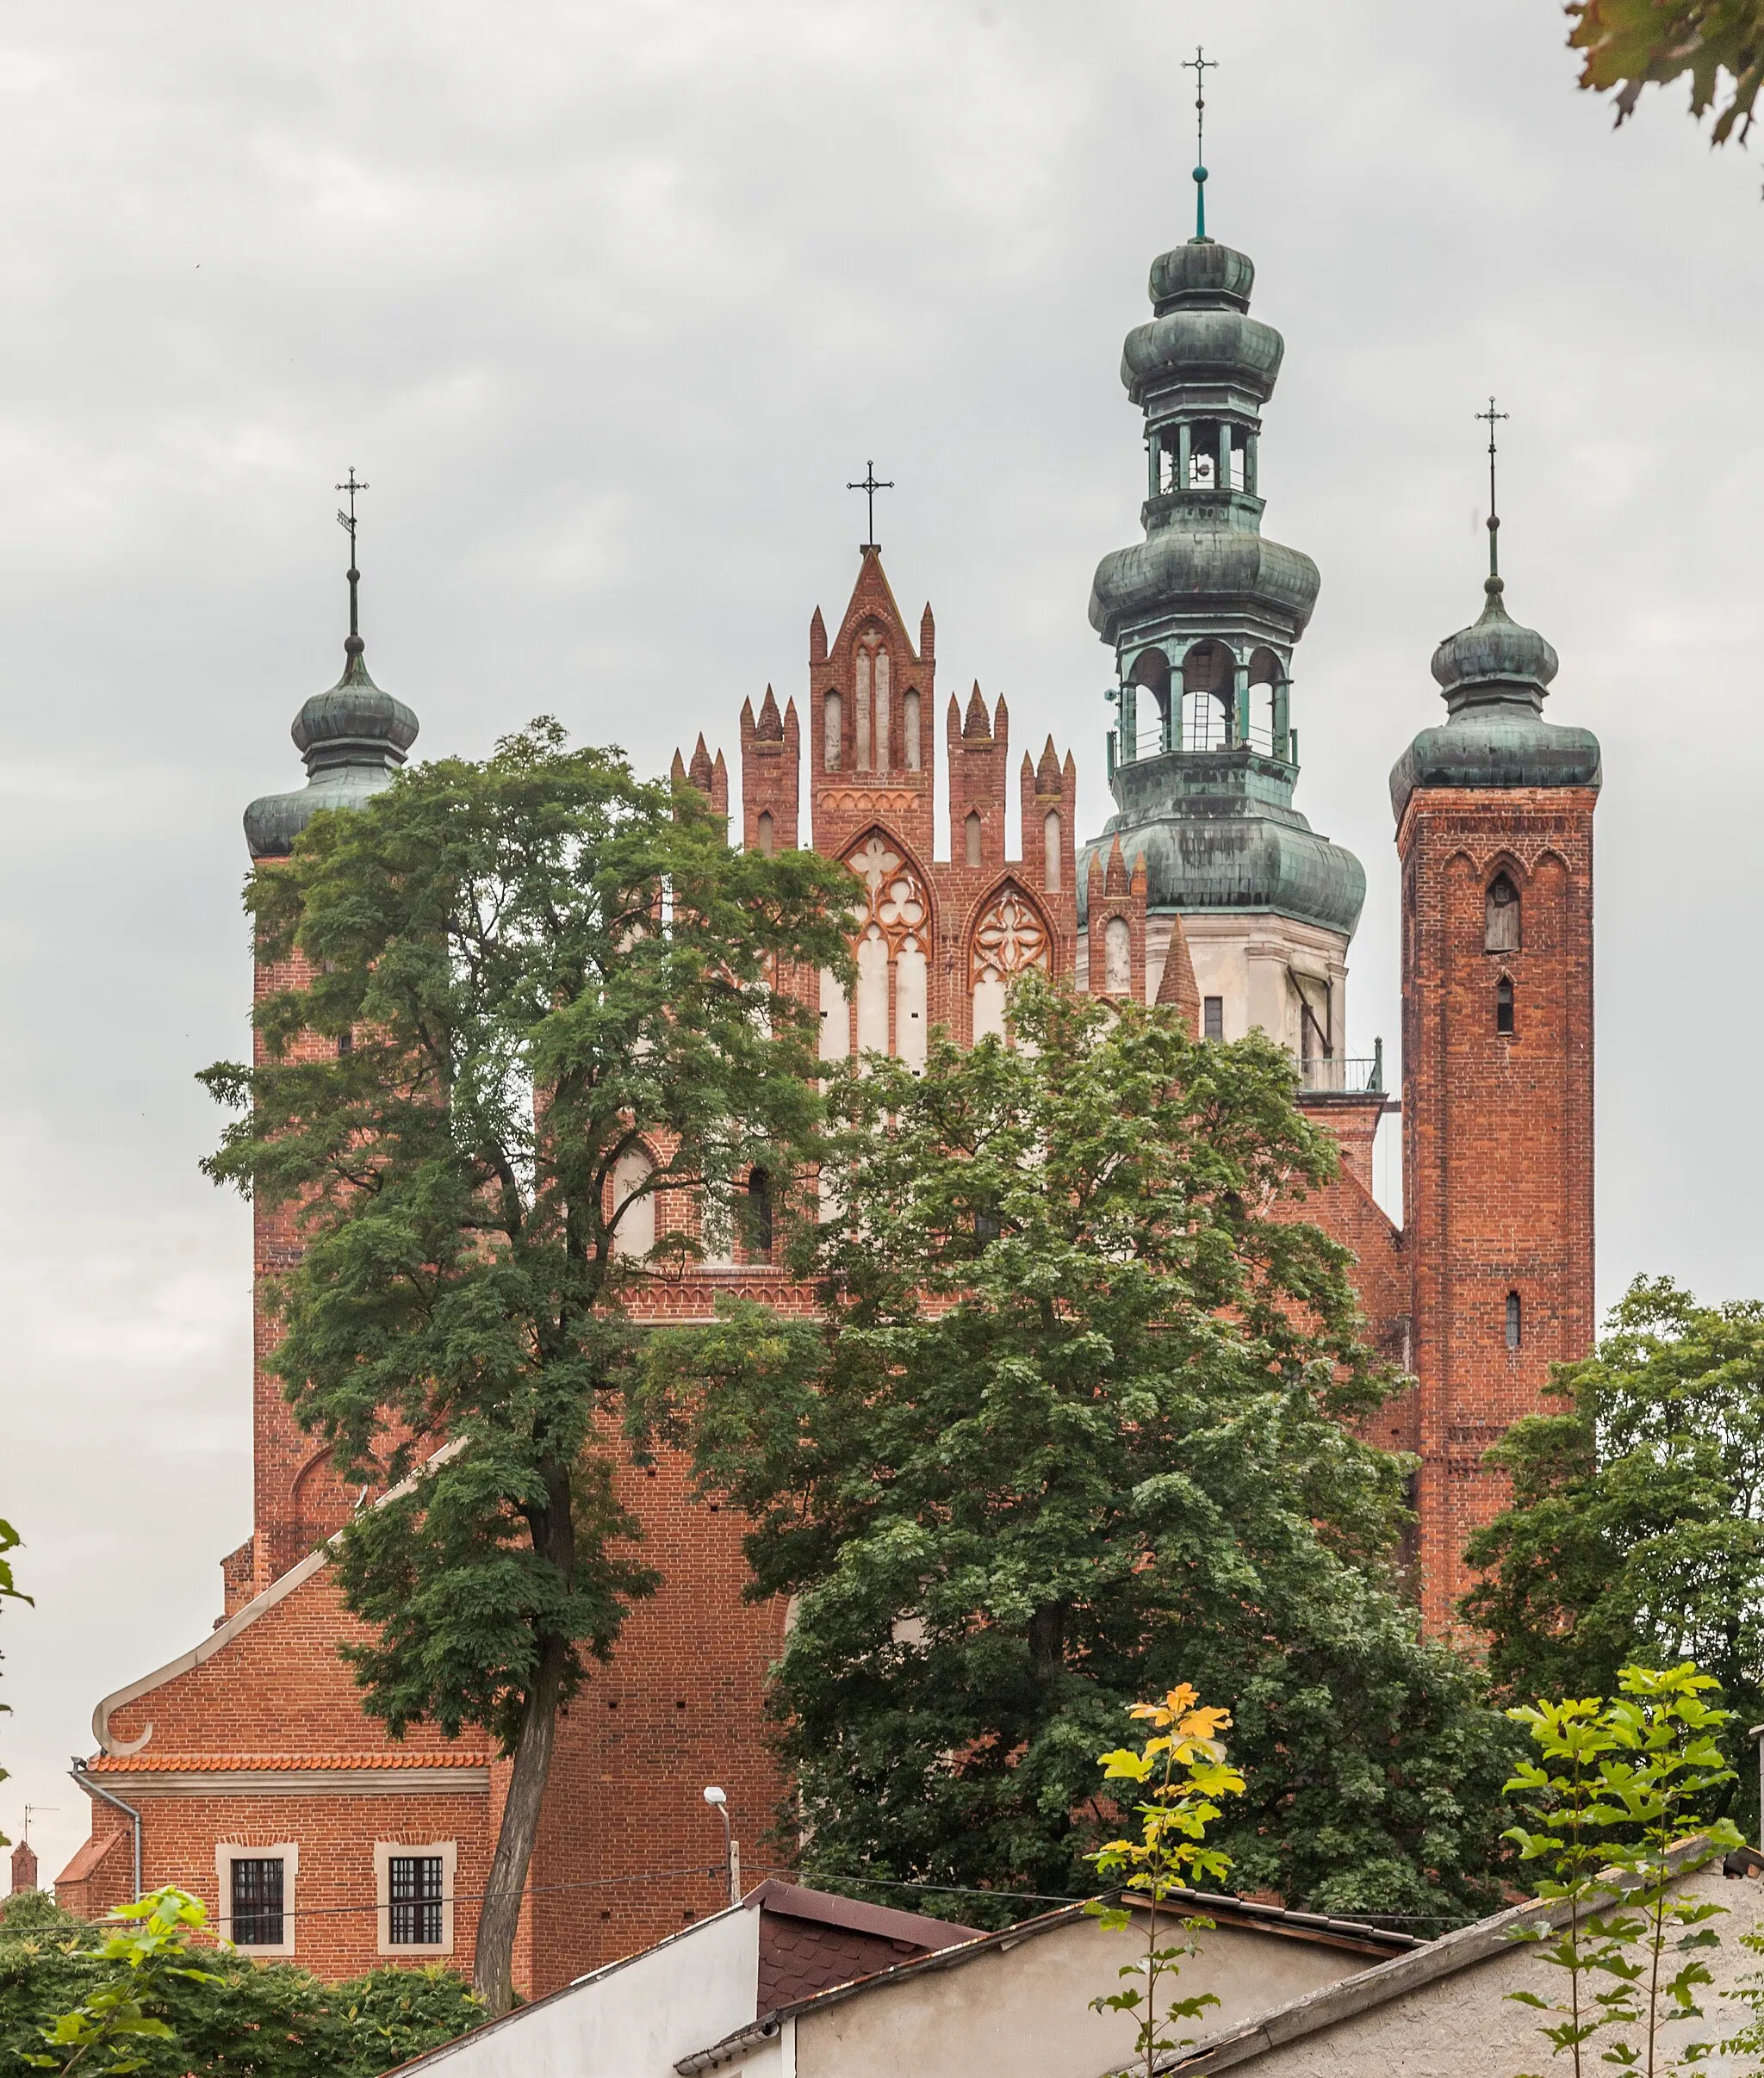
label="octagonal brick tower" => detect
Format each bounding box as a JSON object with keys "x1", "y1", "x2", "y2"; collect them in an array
[{"x1": 1081, "y1": 233, "x2": 1368, "y2": 1083}]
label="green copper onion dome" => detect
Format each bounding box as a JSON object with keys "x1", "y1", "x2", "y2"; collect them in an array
[
  {"x1": 1429, "y1": 574, "x2": 1558, "y2": 703},
  {"x1": 1390, "y1": 574, "x2": 1599, "y2": 820},
  {"x1": 244, "y1": 554, "x2": 418, "y2": 860}
]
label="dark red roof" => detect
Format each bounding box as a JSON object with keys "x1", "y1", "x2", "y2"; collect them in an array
[{"x1": 747, "y1": 1878, "x2": 982, "y2": 2013}]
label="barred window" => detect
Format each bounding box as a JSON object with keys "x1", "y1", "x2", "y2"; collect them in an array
[
  {"x1": 388, "y1": 1855, "x2": 445, "y2": 1946},
  {"x1": 231, "y1": 1858, "x2": 284, "y2": 1947}
]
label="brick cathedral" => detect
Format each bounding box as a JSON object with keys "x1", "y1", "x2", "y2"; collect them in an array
[{"x1": 57, "y1": 214, "x2": 1600, "y2": 1993}]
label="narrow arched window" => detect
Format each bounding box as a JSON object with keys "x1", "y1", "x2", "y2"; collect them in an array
[
  {"x1": 1104, "y1": 916, "x2": 1132, "y2": 996},
  {"x1": 823, "y1": 691, "x2": 842, "y2": 771},
  {"x1": 1043, "y1": 809, "x2": 1062, "y2": 891},
  {"x1": 1486, "y1": 872, "x2": 1520, "y2": 952},
  {"x1": 873, "y1": 649, "x2": 891, "y2": 774},
  {"x1": 338, "y1": 1028, "x2": 353, "y2": 1057},
  {"x1": 743, "y1": 1169, "x2": 773, "y2": 1262},
  {"x1": 1495, "y1": 975, "x2": 1515, "y2": 1034},
  {"x1": 755, "y1": 810, "x2": 774, "y2": 855},
  {"x1": 965, "y1": 810, "x2": 982, "y2": 868},
  {"x1": 903, "y1": 688, "x2": 922, "y2": 771},
  {"x1": 1506, "y1": 1291, "x2": 1522, "y2": 1349},
  {"x1": 855, "y1": 652, "x2": 873, "y2": 771}
]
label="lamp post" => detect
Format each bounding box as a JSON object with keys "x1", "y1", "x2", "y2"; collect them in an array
[{"x1": 703, "y1": 1786, "x2": 740, "y2": 1907}]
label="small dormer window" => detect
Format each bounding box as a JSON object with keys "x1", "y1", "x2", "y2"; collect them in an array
[{"x1": 1486, "y1": 872, "x2": 1520, "y2": 952}]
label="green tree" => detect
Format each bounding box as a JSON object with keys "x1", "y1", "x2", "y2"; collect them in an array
[
  {"x1": 0, "y1": 1518, "x2": 28, "y2": 1852},
  {"x1": 1463, "y1": 1277, "x2": 1764, "y2": 1838},
  {"x1": 1567, "y1": 1, "x2": 1764, "y2": 145},
  {"x1": 199, "y1": 721, "x2": 848, "y2": 2013},
  {"x1": 0, "y1": 1887, "x2": 481, "y2": 2078},
  {"x1": 25, "y1": 1889, "x2": 222, "y2": 2075},
  {"x1": 636, "y1": 975, "x2": 1517, "y2": 1924},
  {"x1": 1085, "y1": 1686, "x2": 1245, "y2": 2078},
  {"x1": 1502, "y1": 1665, "x2": 1742, "y2": 2078}
]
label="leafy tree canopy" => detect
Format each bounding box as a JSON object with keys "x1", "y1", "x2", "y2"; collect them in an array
[
  {"x1": 635, "y1": 976, "x2": 1516, "y2": 1927},
  {"x1": 0, "y1": 1889, "x2": 481, "y2": 2078},
  {"x1": 1463, "y1": 1275, "x2": 1764, "y2": 1838},
  {"x1": 199, "y1": 721, "x2": 849, "y2": 2008},
  {"x1": 0, "y1": 1518, "x2": 28, "y2": 1851},
  {"x1": 1568, "y1": 0, "x2": 1764, "y2": 144}
]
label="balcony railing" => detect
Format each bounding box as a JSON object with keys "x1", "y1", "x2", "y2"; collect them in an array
[{"x1": 1297, "y1": 1042, "x2": 1384, "y2": 1095}]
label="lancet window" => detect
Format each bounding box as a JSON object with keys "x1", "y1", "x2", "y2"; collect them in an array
[
  {"x1": 823, "y1": 833, "x2": 931, "y2": 1070},
  {"x1": 970, "y1": 880, "x2": 1051, "y2": 1041},
  {"x1": 1486, "y1": 872, "x2": 1520, "y2": 952},
  {"x1": 854, "y1": 637, "x2": 891, "y2": 772}
]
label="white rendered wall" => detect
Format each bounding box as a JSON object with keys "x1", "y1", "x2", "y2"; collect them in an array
[
  {"x1": 1152, "y1": 912, "x2": 1350, "y2": 1058},
  {"x1": 398, "y1": 1903, "x2": 759, "y2": 2078}
]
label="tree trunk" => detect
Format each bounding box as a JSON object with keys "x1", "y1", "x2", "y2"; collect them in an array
[{"x1": 473, "y1": 1635, "x2": 568, "y2": 2014}]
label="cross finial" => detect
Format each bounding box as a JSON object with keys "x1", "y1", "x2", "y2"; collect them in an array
[
  {"x1": 846, "y1": 461, "x2": 894, "y2": 551},
  {"x1": 1182, "y1": 46, "x2": 1219, "y2": 239},
  {"x1": 334, "y1": 467, "x2": 370, "y2": 652},
  {"x1": 1475, "y1": 398, "x2": 1509, "y2": 585}
]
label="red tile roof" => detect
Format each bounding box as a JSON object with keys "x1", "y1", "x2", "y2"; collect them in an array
[{"x1": 86, "y1": 1752, "x2": 492, "y2": 1772}]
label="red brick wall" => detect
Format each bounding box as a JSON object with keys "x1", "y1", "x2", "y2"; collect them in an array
[{"x1": 1398, "y1": 787, "x2": 1597, "y2": 1635}]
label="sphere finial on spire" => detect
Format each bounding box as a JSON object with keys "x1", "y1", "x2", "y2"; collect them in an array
[
  {"x1": 1182, "y1": 46, "x2": 1219, "y2": 241},
  {"x1": 1475, "y1": 397, "x2": 1509, "y2": 595},
  {"x1": 241, "y1": 472, "x2": 418, "y2": 859},
  {"x1": 336, "y1": 466, "x2": 370, "y2": 667}
]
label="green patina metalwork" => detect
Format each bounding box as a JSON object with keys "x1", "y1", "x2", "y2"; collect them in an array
[
  {"x1": 243, "y1": 510, "x2": 419, "y2": 861},
  {"x1": 1389, "y1": 406, "x2": 1601, "y2": 819},
  {"x1": 1080, "y1": 229, "x2": 1364, "y2": 940},
  {"x1": 1388, "y1": 574, "x2": 1601, "y2": 820}
]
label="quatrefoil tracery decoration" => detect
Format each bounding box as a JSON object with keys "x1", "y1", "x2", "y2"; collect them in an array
[
  {"x1": 970, "y1": 882, "x2": 1050, "y2": 989},
  {"x1": 846, "y1": 834, "x2": 929, "y2": 956}
]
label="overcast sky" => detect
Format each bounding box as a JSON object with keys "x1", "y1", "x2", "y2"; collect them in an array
[{"x1": 0, "y1": 0, "x2": 1759, "y2": 1887}]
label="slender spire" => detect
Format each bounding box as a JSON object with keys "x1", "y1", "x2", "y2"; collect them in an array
[
  {"x1": 1475, "y1": 397, "x2": 1509, "y2": 592},
  {"x1": 335, "y1": 465, "x2": 370, "y2": 671},
  {"x1": 1182, "y1": 46, "x2": 1219, "y2": 240}
]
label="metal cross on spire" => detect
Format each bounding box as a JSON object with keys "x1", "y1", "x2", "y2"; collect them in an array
[
  {"x1": 1475, "y1": 398, "x2": 1509, "y2": 581},
  {"x1": 335, "y1": 466, "x2": 370, "y2": 650},
  {"x1": 847, "y1": 461, "x2": 894, "y2": 550},
  {"x1": 1182, "y1": 46, "x2": 1219, "y2": 239}
]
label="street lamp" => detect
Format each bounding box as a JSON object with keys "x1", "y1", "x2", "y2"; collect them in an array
[{"x1": 703, "y1": 1786, "x2": 739, "y2": 1907}]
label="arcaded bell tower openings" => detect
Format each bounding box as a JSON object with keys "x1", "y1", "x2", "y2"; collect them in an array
[{"x1": 1079, "y1": 218, "x2": 1368, "y2": 1087}]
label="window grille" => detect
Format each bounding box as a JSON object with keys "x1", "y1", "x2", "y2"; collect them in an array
[
  {"x1": 231, "y1": 1858, "x2": 284, "y2": 1946},
  {"x1": 388, "y1": 1855, "x2": 445, "y2": 1945},
  {"x1": 1506, "y1": 1292, "x2": 1522, "y2": 1349},
  {"x1": 1202, "y1": 996, "x2": 1224, "y2": 1041}
]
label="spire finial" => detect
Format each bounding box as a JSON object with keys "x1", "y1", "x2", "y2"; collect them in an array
[
  {"x1": 1475, "y1": 399, "x2": 1508, "y2": 592},
  {"x1": 1182, "y1": 46, "x2": 1219, "y2": 239},
  {"x1": 846, "y1": 461, "x2": 894, "y2": 551},
  {"x1": 335, "y1": 466, "x2": 370, "y2": 657}
]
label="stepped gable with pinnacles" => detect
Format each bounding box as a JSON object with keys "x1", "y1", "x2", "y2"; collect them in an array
[{"x1": 58, "y1": 211, "x2": 1599, "y2": 1999}]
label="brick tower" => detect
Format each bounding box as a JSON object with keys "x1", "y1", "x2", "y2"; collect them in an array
[
  {"x1": 238, "y1": 518, "x2": 420, "y2": 1602},
  {"x1": 1391, "y1": 475, "x2": 1601, "y2": 1634}
]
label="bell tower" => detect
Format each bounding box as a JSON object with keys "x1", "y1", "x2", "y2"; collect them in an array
[
  {"x1": 1392, "y1": 428, "x2": 1601, "y2": 1635},
  {"x1": 1081, "y1": 221, "x2": 1367, "y2": 1079},
  {"x1": 238, "y1": 493, "x2": 419, "y2": 1602}
]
